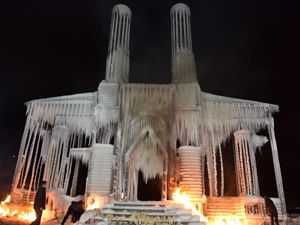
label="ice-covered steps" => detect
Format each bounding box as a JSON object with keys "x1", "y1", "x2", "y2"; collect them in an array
[{"x1": 86, "y1": 201, "x2": 207, "y2": 225}]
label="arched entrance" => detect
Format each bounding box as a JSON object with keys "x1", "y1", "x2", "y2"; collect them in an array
[{"x1": 126, "y1": 125, "x2": 168, "y2": 201}]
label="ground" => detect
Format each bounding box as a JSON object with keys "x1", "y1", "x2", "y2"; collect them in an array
[
  {"x1": 0, "y1": 218, "x2": 71, "y2": 225},
  {"x1": 2, "y1": 216, "x2": 300, "y2": 224}
]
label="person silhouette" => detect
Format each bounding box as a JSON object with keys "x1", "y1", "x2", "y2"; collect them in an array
[
  {"x1": 30, "y1": 180, "x2": 47, "y2": 225},
  {"x1": 264, "y1": 195, "x2": 279, "y2": 225},
  {"x1": 61, "y1": 200, "x2": 85, "y2": 225}
]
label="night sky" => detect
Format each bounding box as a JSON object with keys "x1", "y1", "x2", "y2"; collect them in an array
[{"x1": 0, "y1": 0, "x2": 299, "y2": 211}]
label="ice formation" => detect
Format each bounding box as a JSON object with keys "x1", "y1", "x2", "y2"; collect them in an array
[{"x1": 9, "y1": 2, "x2": 286, "y2": 224}]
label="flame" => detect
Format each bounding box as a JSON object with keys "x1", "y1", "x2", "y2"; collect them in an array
[
  {"x1": 0, "y1": 194, "x2": 37, "y2": 222},
  {"x1": 86, "y1": 195, "x2": 103, "y2": 210},
  {"x1": 172, "y1": 187, "x2": 208, "y2": 223},
  {"x1": 0, "y1": 195, "x2": 12, "y2": 217},
  {"x1": 1, "y1": 195, "x2": 11, "y2": 205}
]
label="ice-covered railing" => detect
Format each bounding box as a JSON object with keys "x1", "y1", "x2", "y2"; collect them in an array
[
  {"x1": 201, "y1": 91, "x2": 278, "y2": 143},
  {"x1": 25, "y1": 92, "x2": 96, "y2": 136},
  {"x1": 11, "y1": 92, "x2": 96, "y2": 199}
]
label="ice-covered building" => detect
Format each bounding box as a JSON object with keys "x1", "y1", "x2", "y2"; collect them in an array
[{"x1": 11, "y1": 3, "x2": 286, "y2": 224}]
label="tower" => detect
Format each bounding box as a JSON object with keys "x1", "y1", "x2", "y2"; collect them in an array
[
  {"x1": 170, "y1": 3, "x2": 197, "y2": 83},
  {"x1": 105, "y1": 4, "x2": 131, "y2": 83}
]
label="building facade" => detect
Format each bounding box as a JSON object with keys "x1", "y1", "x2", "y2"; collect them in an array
[{"x1": 11, "y1": 3, "x2": 286, "y2": 223}]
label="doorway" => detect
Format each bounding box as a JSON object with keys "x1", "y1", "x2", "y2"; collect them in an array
[{"x1": 137, "y1": 170, "x2": 162, "y2": 201}]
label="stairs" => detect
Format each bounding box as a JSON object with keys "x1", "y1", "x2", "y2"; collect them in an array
[
  {"x1": 89, "y1": 201, "x2": 207, "y2": 224},
  {"x1": 205, "y1": 197, "x2": 245, "y2": 223}
]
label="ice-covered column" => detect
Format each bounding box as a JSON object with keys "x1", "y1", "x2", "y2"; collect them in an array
[
  {"x1": 178, "y1": 146, "x2": 205, "y2": 204},
  {"x1": 105, "y1": 4, "x2": 131, "y2": 83},
  {"x1": 43, "y1": 116, "x2": 69, "y2": 189},
  {"x1": 267, "y1": 118, "x2": 287, "y2": 216},
  {"x1": 86, "y1": 144, "x2": 114, "y2": 208},
  {"x1": 170, "y1": 3, "x2": 197, "y2": 83},
  {"x1": 234, "y1": 130, "x2": 259, "y2": 196}
]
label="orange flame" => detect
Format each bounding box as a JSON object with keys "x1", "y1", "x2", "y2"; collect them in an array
[
  {"x1": 1, "y1": 195, "x2": 11, "y2": 205},
  {"x1": 86, "y1": 196, "x2": 102, "y2": 210},
  {"x1": 0, "y1": 194, "x2": 36, "y2": 222},
  {"x1": 0, "y1": 195, "x2": 12, "y2": 217},
  {"x1": 172, "y1": 188, "x2": 245, "y2": 224},
  {"x1": 172, "y1": 187, "x2": 208, "y2": 223}
]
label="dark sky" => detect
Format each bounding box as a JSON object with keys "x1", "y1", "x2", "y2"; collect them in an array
[{"x1": 0, "y1": 0, "x2": 299, "y2": 210}]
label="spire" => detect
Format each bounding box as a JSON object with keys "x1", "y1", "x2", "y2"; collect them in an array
[
  {"x1": 105, "y1": 4, "x2": 131, "y2": 83},
  {"x1": 170, "y1": 3, "x2": 197, "y2": 83}
]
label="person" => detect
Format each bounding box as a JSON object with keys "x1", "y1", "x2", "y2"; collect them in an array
[
  {"x1": 30, "y1": 180, "x2": 47, "y2": 225},
  {"x1": 61, "y1": 200, "x2": 85, "y2": 225},
  {"x1": 264, "y1": 195, "x2": 279, "y2": 225}
]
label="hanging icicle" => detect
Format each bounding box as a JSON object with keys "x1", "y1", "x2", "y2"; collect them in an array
[
  {"x1": 233, "y1": 130, "x2": 263, "y2": 196},
  {"x1": 70, "y1": 148, "x2": 91, "y2": 165},
  {"x1": 25, "y1": 93, "x2": 96, "y2": 138}
]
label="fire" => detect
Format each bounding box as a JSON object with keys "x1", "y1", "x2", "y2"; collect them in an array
[
  {"x1": 172, "y1": 187, "x2": 208, "y2": 222},
  {"x1": 0, "y1": 195, "x2": 12, "y2": 217},
  {"x1": 1, "y1": 195, "x2": 11, "y2": 205},
  {"x1": 0, "y1": 194, "x2": 36, "y2": 222},
  {"x1": 86, "y1": 194, "x2": 103, "y2": 210}
]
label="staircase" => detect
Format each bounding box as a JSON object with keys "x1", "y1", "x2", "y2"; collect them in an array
[
  {"x1": 89, "y1": 201, "x2": 207, "y2": 224},
  {"x1": 205, "y1": 197, "x2": 245, "y2": 223}
]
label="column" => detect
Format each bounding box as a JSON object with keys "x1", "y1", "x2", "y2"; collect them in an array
[
  {"x1": 267, "y1": 118, "x2": 287, "y2": 216},
  {"x1": 234, "y1": 130, "x2": 259, "y2": 195}
]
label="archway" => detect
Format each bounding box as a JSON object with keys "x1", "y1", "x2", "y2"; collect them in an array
[{"x1": 126, "y1": 125, "x2": 168, "y2": 201}]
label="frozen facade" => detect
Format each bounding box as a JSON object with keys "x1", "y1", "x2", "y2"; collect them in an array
[{"x1": 10, "y1": 3, "x2": 286, "y2": 224}]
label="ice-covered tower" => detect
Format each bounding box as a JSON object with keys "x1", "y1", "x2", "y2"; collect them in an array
[
  {"x1": 170, "y1": 3, "x2": 197, "y2": 83},
  {"x1": 95, "y1": 5, "x2": 131, "y2": 142},
  {"x1": 105, "y1": 4, "x2": 131, "y2": 83}
]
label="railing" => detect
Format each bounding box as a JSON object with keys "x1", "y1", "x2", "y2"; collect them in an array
[{"x1": 242, "y1": 196, "x2": 265, "y2": 216}]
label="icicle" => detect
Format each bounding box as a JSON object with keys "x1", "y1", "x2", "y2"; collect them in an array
[
  {"x1": 218, "y1": 143, "x2": 224, "y2": 196},
  {"x1": 69, "y1": 148, "x2": 91, "y2": 165},
  {"x1": 234, "y1": 130, "x2": 262, "y2": 195},
  {"x1": 70, "y1": 159, "x2": 80, "y2": 196}
]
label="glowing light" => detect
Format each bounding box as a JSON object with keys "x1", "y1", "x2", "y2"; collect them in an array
[
  {"x1": 86, "y1": 195, "x2": 103, "y2": 210},
  {"x1": 172, "y1": 187, "x2": 208, "y2": 223},
  {"x1": 0, "y1": 194, "x2": 37, "y2": 222},
  {"x1": 1, "y1": 195, "x2": 11, "y2": 205},
  {"x1": 0, "y1": 195, "x2": 12, "y2": 217}
]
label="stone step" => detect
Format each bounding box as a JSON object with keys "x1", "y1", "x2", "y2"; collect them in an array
[
  {"x1": 103, "y1": 206, "x2": 170, "y2": 213},
  {"x1": 206, "y1": 212, "x2": 244, "y2": 217},
  {"x1": 113, "y1": 201, "x2": 173, "y2": 207},
  {"x1": 91, "y1": 201, "x2": 208, "y2": 225}
]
